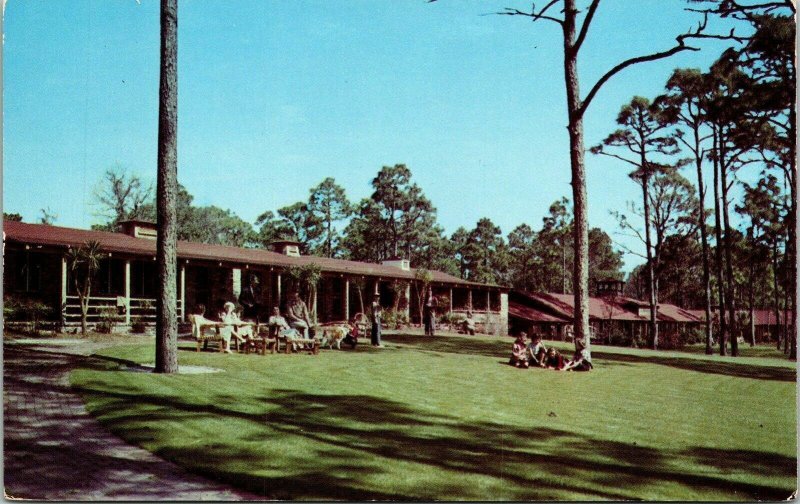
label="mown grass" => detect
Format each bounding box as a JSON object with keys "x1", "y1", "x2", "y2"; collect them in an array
[{"x1": 71, "y1": 332, "x2": 797, "y2": 501}]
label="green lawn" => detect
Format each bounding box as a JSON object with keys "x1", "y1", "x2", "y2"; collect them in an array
[{"x1": 70, "y1": 332, "x2": 797, "y2": 501}]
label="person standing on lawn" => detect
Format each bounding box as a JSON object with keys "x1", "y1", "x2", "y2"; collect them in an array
[
  {"x1": 238, "y1": 274, "x2": 262, "y2": 323},
  {"x1": 371, "y1": 293, "x2": 383, "y2": 347},
  {"x1": 423, "y1": 287, "x2": 437, "y2": 336}
]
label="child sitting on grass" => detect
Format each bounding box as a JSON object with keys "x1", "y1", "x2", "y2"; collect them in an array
[
  {"x1": 509, "y1": 332, "x2": 529, "y2": 368},
  {"x1": 544, "y1": 347, "x2": 565, "y2": 370},
  {"x1": 563, "y1": 338, "x2": 593, "y2": 372},
  {"x1": 526, "y1": 333, "x2": 547, "y2": 367}
]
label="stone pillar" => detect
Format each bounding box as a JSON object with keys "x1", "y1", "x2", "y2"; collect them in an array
[
  {"x1": 232, "y1": 268, "x2": 242, "y2": 300},
  {"x1": 124, "y1": 260, "x2": 131, "y2": 325},
  {"x1": 449, "y1": 287, "x2": 453, "y2": 313},
  {"x1": 180, "y1": 265, "x2": 186, "y2": 321},
  {"x1": 404, "y1": 283, "x2": 411, "y2": 321},
  {"x1": 468, "y1": 289, "x2": 473, "y2": 311},
  {"x1": 499, "y1": 291, "x2": 509, "y2": 336}
]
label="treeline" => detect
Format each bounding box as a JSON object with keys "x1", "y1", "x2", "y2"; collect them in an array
[
  {"x1": 85, "y1": 163, "x2": 623, "y2": 293},
  {"x1": 592, "y1": 4, "x2": 795, "y2": 356}
]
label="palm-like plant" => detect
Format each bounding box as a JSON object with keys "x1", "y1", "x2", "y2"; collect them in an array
[{"x1": 66, "y1": 240, "x2": 105, "y2": 335}]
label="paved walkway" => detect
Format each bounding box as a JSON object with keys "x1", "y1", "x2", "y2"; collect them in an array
[{"x1": 3, "y1": 337, "x2": 258, "y2": 500}]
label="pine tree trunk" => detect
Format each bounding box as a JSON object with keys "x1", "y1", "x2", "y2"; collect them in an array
[
  {"x1": 783, "y1": 279, "x2": 790, "y2": 355},
  {"x1": 787, "y1": 98, "x2": 797, "y2": 360},
  {"x1": 773, "y1": 240, "x2": 783, "y2": 350},
  {"x1": 712, "y1": 127, "x2": 728, "y2": 356},
  {"x1": 641, "y1": 173, "x2": 659, "y2": 350},
  {"x1": 748, "y1": 260, "x2": 756, "y2": 347},
  {"x1": 155, "y1": 0, "x2": 179, "y2": 374},
  {"x1": 693, "y1": 125, "x2": 714, "y2": 354},
  {"x1": 719, "y1": 130, "x2": 738, "y2": 357},
  {"x1": 563, "y1": 0, "x2": 590, "y2": 354}
]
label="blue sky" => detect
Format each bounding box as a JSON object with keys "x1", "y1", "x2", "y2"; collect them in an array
[{"x1": 3, "y1": 1, "x2": 745, "y2": 272}]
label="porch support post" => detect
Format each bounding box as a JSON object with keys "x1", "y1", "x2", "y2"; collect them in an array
[
  {"x1": 124, "y1": 260, "x2": 131, "y2": 326},
  {"x1": 180, "y1": 265, "x2": 186, "y2": 321},
  {"x1": 344, "y1": 278, "x2": 350, "y2": 321},
  {"x1": 468, "y1": 289, "x2": 473, "y2": 310},
  {"x1": 449, "y1": 287, "x2": 453, "y2": 312},
  {"x1": 232, "y1": 268, "x2": 242, "y2": 299},
  {"x1": 61, "y1": 255, "x2": 68, "y2": 326},
  {"x1": 313, "y1": 288, "x2": 318, "y2": 324},
  {"x1": 404, "y1": 282, "x2": 411, "y2": 320},
  {"x1": 486, "y1": 289, "x2": 492, "y2": 335},
  {"x1": 277, "y1": 273, "x2": 282, "y2": 309},
  {"x1": 499, "y1": 290, "x2": 509, "y2": 336}
]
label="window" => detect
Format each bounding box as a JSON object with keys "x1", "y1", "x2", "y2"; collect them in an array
[
  {"x1": 131, "y1": 261, "x2": 157, "y2": 298},
  {"x1": 8, "y1": 250, "x2": 43, "y2": 293},
  {"x1": 67, "y1": 257, "x2": 124, "y2": 296},
  {"x1": 490, "y1": 291, "x2": 501, "y2": 312}
]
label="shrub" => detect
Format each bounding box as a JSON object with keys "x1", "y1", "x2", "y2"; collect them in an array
[
  {"x1": 383, "y1": 309, "x2": 409, "y2": 329},
  {"x1": 4, "y1": 296, "x2": 53, "y2": 335},
  {"x1": 4, "y1": 296, "x2": 20, "y2": 321},
  {"x1": 130, "y1": 317, "x2": 147, "y2": 334},
  {"x1": 439, "y1": 311, "x2": 462, "y2": 327},
  {"x1": 658, "y1": 330, "x2": 685, "y2": 351},
  {"x1": 96, "y1": 306, "x2": 119, "y2": 334}
]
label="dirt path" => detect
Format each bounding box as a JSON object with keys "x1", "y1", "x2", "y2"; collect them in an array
[{"x1": 3, "y1": 337, "x2": 258, "y2": 500}]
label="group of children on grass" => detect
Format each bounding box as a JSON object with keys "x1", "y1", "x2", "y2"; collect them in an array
[{"x1": 509, "y1": 331, "x2": 593, "y2": 371}]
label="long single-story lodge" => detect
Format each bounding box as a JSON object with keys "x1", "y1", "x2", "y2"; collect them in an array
[{"x1": 2, "y1": 220, "x2": 510, "y2": 335}]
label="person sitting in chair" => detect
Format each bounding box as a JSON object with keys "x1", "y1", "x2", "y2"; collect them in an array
[
  {"x1": 509, "y1": 332, "x2": 529, "y2": 368},
  {"x1": 286, "y1": 292, "x2": 312, "y2": 339},
  {"x1": 219, "y1": 301, "x2": 253, "y2": 353},
  {"x1": 268, "y1": 306, "x2": 302, "y2": 351}
]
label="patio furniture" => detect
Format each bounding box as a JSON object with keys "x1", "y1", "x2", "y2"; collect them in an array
[
  {"x1": 190, "y1": 315, "x2": 257, "y2": 353},
  {"x1": 285, "y1": 337, "x2": 320, "y2": 355},
  {"x1": 352, "y1": 312, "x2": 370, "y2": 342},
  {"x1": 250, "y1": 323, "x2": 279, "y2": 354},
  {"x1": 189, "y1": 314, "x2": 225, "y2": 352}
]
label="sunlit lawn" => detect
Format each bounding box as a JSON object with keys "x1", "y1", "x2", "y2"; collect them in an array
[{"x1": 70, "y1": 332, "x2": 797, "y2": 501}]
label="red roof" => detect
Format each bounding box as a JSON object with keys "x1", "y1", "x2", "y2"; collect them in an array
[
  {"x1": 508, "y1": 301, "x2": 570, "y2": 323},
  {"x1": 513, "y1": 290, "x2": 704, "y2": 323},
  {"x1": 686, "y1": 308, "x2": 794, "y2": 326},
  {"x1": 3, "y1": 220, "x2": 490, "y2": 288},
  {"x1": 653, "y1": 303, "x2": 705, "y2": 323}
]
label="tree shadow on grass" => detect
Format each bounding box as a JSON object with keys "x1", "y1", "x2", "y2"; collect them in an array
[
  {"x1": 71, "y1": 381, "x2": 796, "y2": 501},
  {"x1": 592, "y1": 351, "x2": 796, "y2": 382},
  {"x1": 386, "y1": 333, "x2": 507, "y2": 358}
]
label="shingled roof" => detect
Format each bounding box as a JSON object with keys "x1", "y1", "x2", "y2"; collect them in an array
[
  {"x1": 510, "y1": 290, "x2": 704, "y2": 324},
  {"x1": 3, "y1": 220, "x2": 493, "y2": 288}
]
